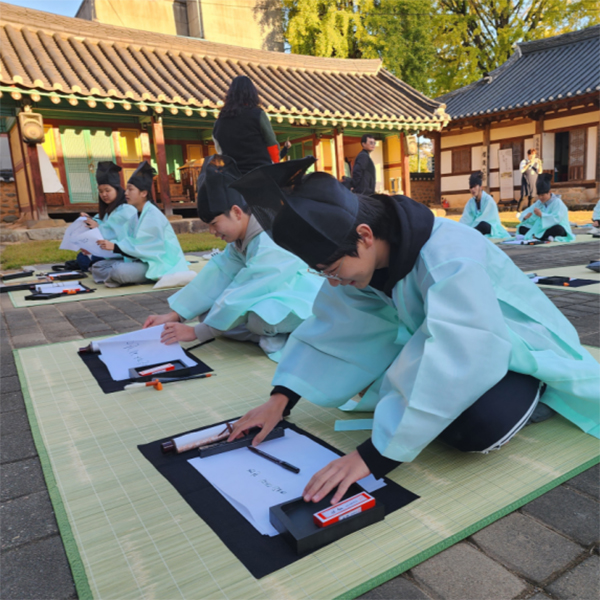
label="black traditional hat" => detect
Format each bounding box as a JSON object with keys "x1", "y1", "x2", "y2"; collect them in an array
[
  {"x1": 128, "y1": 161, "x2": 155, "y2": 192},
  {"x1": 229, "y1": 157, "x2": 359, "y2": 268},
  {"x1": 96, "y1": 161, "x2": 122, "y2": 188},
  {"x1": 536, "y1": 173, "x2": 553, "y2": 195},
  {"x1": 469, "y1": 171, "x2": 483, "y2": 188},
  {"x1": 196, "y1": 155, "x2": 246, "y2": 221}
]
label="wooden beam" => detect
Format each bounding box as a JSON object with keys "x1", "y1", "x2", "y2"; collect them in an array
[
  {"x1": 313, "y1": 135, "x2": 325, "y2": 171},
  {"x1": 483, "y1": 123, "x2": 491, "y2": 192},
  {"x1": 401, "y1": 133, "x2": 411, "y2": 197},
  {"x1": 431, "y1": 131, "x2": 441, "y2": 203},
  {"x1": 151, "y1": 116, "x2": 172, "y2": 216},
  {"x1": 26, "y1": 144, "x2": 48, "y2": 220},
  {"x1": 333, "y1": 128, "x2": 345, "y2": 180}
]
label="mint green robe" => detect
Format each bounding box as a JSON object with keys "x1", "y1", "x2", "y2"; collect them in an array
[
  {"x1": 273, "y1": 218, "x2": 599, "y2": 463},
  {"x1": 168, "y1": 231, "x2": 323, "y2": 332},
  {"x1": 93, "y1": 203, "x2": 137, "y2": 241},
  {"x1": 113, "y1": 202, "x2": 188, "y2": 280},
  {"x1": 518, "y1": 194, "x2": 575, "y2": 242},
  {"x1": 460, "y1": 191, "x2": 511, "y2": 239}
]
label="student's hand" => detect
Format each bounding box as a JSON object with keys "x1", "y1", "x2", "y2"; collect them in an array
[
  {"x1": 97, "y1": 240, "x2": 114, "y2": 251},
  {"x1": 85, "y1": 218, "x2": 98, "y2": 229},
  {"x1": 303, "y1": 451, "x2": 370, "y2": 505},
  {"x1": 143, "y1": 312, "x2": 180, "y2": 329},
  {"x1": 79, "y1": 249, "x2": 91, "y2": 256},
  {"x1": 80, "y1": 212, "x2": 90, "y2": 218},
  {"x1": 227, "y1": 393, "x2": 288, "y2": 446},
  {"x1": 533, "y1": 208, "x2": 542, "y2": 217},
  {"x1": 160, "y1": 323, "x2": 196, "y2": 345},
  {"x1": 522, "y1": 213, "x2": 532, "y2": 220}
]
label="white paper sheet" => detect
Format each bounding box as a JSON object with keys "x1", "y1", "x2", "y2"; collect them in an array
[
  {"x1": 188, "y1": 429, "x2": 385, "y2": 536},
  {"x1": 60, "y1": 217, "x2": 114, "y2": 258},
  {"x1": 34, "y1": 281, "x2": 86, "y2": 293},
  {"x1": 96, "y1": 325, "x2": 197, "y2": 381}
]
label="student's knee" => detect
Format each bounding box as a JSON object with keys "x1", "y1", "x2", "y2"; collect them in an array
[
  {"x1": 518, "y1": 225, "x2": 529, "y2": 235},
  {"x1": 474, "y1": 221, "x2": 492, "y2": 235},
  {"x1": 246, "y1": 312, "x2": 303, "y2": 336}
]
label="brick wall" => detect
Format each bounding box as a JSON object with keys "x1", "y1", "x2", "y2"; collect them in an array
[
  {"x1": 410, "y1": 178, "x2": 436, "y2": 205},
  {"x1": 0, "y1": 181, "x2": 20, "y2": 223}
]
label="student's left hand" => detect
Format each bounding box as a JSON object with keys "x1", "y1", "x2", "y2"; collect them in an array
[
  {"x1": 533, "y1": 208, "x2": 542, "y2": 217},
  {"x1": 85, "y1": 218, "x2": 98, "y2": 229},
  {"x1": 161, "y1": 322, "x2": 197, "y2": 345},
  {"x1": 303, "y1": 450, "x2": 370, "y2": 505},
  {"x1": 97, "y1": 240, "x2": 114, "y2": 251}
]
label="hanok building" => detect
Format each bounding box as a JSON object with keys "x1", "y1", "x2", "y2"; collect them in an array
[
  {"x1": 0, "y1": 1, "x2": 448, "y2": 221},
  {"x1": 435, "y1": 26, "x2": 599, "y2": 209}
]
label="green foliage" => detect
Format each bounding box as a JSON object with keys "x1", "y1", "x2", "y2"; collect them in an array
[{"x1": 282, "y1": 0, "x2": 600, "y2": 97}]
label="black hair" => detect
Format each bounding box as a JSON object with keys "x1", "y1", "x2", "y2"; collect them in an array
[
  {"x1": 527, "y1": 148, "x2": 536, "y2": 156},
  {"x1": 197, "y1": 201, "x2": 251, "y2": 224},
  {"x1": 220, "y1": 76, "x2": 261, "y2": 119},
  {"x1": 322, "y1": 195, "x2": 395, "y2": 266},
  {"x1": 361, "y1": 133, "x2": 375, "y2": 145},
  {"x1": 97, "y1": 185, "x2": 127, "y2": 219}
]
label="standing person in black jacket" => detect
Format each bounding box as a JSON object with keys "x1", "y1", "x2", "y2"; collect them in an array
[
  {"x1": 212, "y1": 76, "x2": 280, "y2": 175},
  {"x1": 350, "y1": 134, "x2": 377, "y2": 194}
]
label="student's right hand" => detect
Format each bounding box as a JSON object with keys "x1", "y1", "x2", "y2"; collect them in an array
[
  {"x1": 522, "y1": 213, "x2": 532, "y2": 220},
  {"x1": 143, "y1": 311, "x2": 180, "y2": 329},
  {"x1": 227, "y1": 393, "x2": 288, "y2": 446},
  {"x1": 161, "y1": 323, "x2": 196, "y2": 345}
]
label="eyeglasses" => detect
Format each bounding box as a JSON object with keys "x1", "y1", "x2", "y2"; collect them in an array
[{"x1": 307, "y1": 256, "x2": 346, "y2": 282}]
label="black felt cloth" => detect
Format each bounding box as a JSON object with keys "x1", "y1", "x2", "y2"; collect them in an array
[
  {"x1": 78, "y1": 348, "x2": 212, "y2": 394},
  {"x1": 537, "y1": 276, "x2": 598, "y2": 288},
  {"x1": 138, "y1": 419, "x2": 419, "y2": 579}
]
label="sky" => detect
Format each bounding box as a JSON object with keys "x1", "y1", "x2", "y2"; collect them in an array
[{"x1": 2, "y1": 0, "x2": 82, "y2": 16}]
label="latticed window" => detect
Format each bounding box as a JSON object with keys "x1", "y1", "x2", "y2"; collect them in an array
[
  {"x1": 568, "y1": 129, "x2": 586, "y2": 181},
  {"x1": 452, "y1": 148, "x2": 471, "y2": 173},
  {"x1": 500, "y1": 141, "x2": 523, "y2": 171}
]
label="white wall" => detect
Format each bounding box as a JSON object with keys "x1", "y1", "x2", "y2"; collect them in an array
[{"x1": 587, "y1": 126, "x2": 598, "y2": 181}]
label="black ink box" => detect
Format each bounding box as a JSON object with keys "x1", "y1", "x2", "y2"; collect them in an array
[
  {"x1": 269, "y1": 483, "x2": 385, "y2": 555},
  {"x1": 128, "y1": 359, "x2": 196, "y2": 381},
  {"x1": 198, "y1": 426, "x2": 285, "y2": 457}
]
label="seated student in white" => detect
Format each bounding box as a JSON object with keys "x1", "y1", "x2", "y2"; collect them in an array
[
  {"x1": 517, "y1": 173, "x2": 575, "y2": 242},
  {"x1": 226, "y1": 157, "x2": 598, "y2": 506},
  {"x1": 144, "y1": 155, "x2": 322, "y2": 359},
  {"x1": 76, "y1": 162, "x2": 138, "y2": 271},
  {"x1": 91, "y1": 161, "x2": 188, "y2": 288},
  {"x1": 460, "y1": 171, "x2": 510, "y2": 239}
]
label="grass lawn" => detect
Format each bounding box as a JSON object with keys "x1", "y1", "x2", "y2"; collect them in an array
[{"x1": 0, "y1": 233, "x2": 226, "y2": 270}]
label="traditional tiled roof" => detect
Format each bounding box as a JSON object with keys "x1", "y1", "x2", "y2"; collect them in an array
[
  {"x1": 438, "y1": 26, "x2": 600, "y2": 120},
  {"x1": 0, "y1": 2, "x2": 449, "y2": 130}
]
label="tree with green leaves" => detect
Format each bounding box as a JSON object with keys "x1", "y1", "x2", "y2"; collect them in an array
[{"x1": 282, "y1": 0, "x2": 600, "y2": 97}]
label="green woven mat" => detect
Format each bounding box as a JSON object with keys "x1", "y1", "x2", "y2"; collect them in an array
[
  {"x1": 528, "y1": 264, "x2": 600, "y2": 295},
  {"x1": 8, "y1": 257, "x2": 207, "y2": 308},
  {"x1": 16, "y1": 339, "x2": 600, "y2": 600},
  {"x1": 496, "y1": 234, "x2": 597, "y2": 247}
]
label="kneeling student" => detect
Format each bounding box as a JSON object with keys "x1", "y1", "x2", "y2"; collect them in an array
[
  {"x1": 77, "y1": 162, "x2": 137, "y2": 271},
  {"x1": 518, "y1": 173, "x2": 575, "y2": 242},
  {"x1": 92, "y1": 162, "x2": 188, "y2": 287},
  {"x1": 228, "y1": 157, "x2": 599, "y2": 505},
  {"x1": 460, "y1": 171, "x2": 510, "y2": 239},
  {"x1": 144, "y1": 155, "x2": 323, "y2": 358}
]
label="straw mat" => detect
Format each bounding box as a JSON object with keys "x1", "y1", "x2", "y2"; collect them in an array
[
  {"x1": 16, "y1": 339, "x2": 600, "y2": 600},
  {"x1": 529, "y1": 264, "x2": 600, "y2": 295},
  {"x1": 497, "y1": 234, "x2": 597, "y2": 247},
  {"x1": 8, "y1": 256, "x2": 207, "y2": 308}
]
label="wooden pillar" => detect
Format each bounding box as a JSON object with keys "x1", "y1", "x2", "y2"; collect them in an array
[
  {"x1": 26, "y1": 144, "x2": 48, "y2": 220},
  {"x1": 313, "y1": 135, "x2": 325, "y2": 171},
  {"x1": 333, "y1": 128, "x2": 345, "y2": 180},
  {"x1": 483, "y1": 123, "x2": 491, "y2": 192},
  {"x1": 431, "y1": 131, "x2": 441, "y2": 203},
  {"x1": 14, "y1": 116, "x2": 35, "y2": 219},
  {"x1": 401, "y1": 133, "x2": 411, "y2": 197},
  {"x1": 535, "y1": 114, "x2": 544, "y2": 171},
  {"x1": 151, "y1": 116, "x2": 172, "y2": 216}
]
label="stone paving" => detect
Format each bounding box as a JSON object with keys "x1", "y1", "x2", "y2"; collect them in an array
[{"x1": 1, "y1": 242, "x2": 599, "y2": 600}]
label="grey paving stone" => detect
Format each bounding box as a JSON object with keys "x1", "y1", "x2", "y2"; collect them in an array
[
  {"x1": 1, "y1": 375, "x2": 21, "y2": 394},
  {"x1": 0, "y1": 409, "x2": 31, "y2": 436},
  {"x1": 0, "y1": 430, "x2": 37, "y2": 464},
  {"x1": 0, "y1": 458, "x2": 46, "y2": 502},
  {"x1": 471, "y1": 513, "x2": 583, "y2": 583},
  {"x1": 528, "y1": 594, "x2": 551, "y2": 600},
  {"x1": 522, "y1": 486, "x2": 600, "y2": 546},
  {"x1": 0, "y1": 535, "x2": 77, "y2": 600},
  {"x1": 0, "y1": 358, "x2": 17, "y2": 377},
  {"x1": 358, "y1": 576, "x2": 432, "y2": 599},
  {"x1": 0, "y1": 391, "x2": 25, "y2": 413},
  {"x1": 546, "y1": 555, "x2": 600, "y2": 600},
  {"x1": 0, "y1": 491, "x2": 58, "y2": 549},
  {"x1": 565, "y1": 464, "x2": 600, "y2": 499},
  {"x1": 10, "y1": 333, "x2": 48, "y2": 348},
  {"x1": 411, "y1": 543, "x2": 528, "y2": 600}
]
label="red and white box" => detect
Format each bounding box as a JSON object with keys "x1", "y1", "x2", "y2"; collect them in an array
[
  {"x1": 139, "y1": 363, "x2": 175, "y2": 377},
  {"x1": 313, "y1": 492, "x2": 376, "y2": 528}
]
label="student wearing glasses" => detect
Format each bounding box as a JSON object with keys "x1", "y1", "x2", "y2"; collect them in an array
[{"x1": 228, "y1": 157, "x2": 599, "y2": 506}]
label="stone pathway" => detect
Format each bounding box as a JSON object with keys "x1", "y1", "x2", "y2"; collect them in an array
[{"x1": 1, "y1": 242, "x2": 598, "y2": 600}]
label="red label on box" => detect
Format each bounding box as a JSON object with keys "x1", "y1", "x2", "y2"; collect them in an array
[{"x1": 313, "y1": 492, "x2": 376, "y2": 528}]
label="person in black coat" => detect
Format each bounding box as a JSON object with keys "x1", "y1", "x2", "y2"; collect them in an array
[{"x1": 350, "y1": 134, "x2": 377, "y2": 195}]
